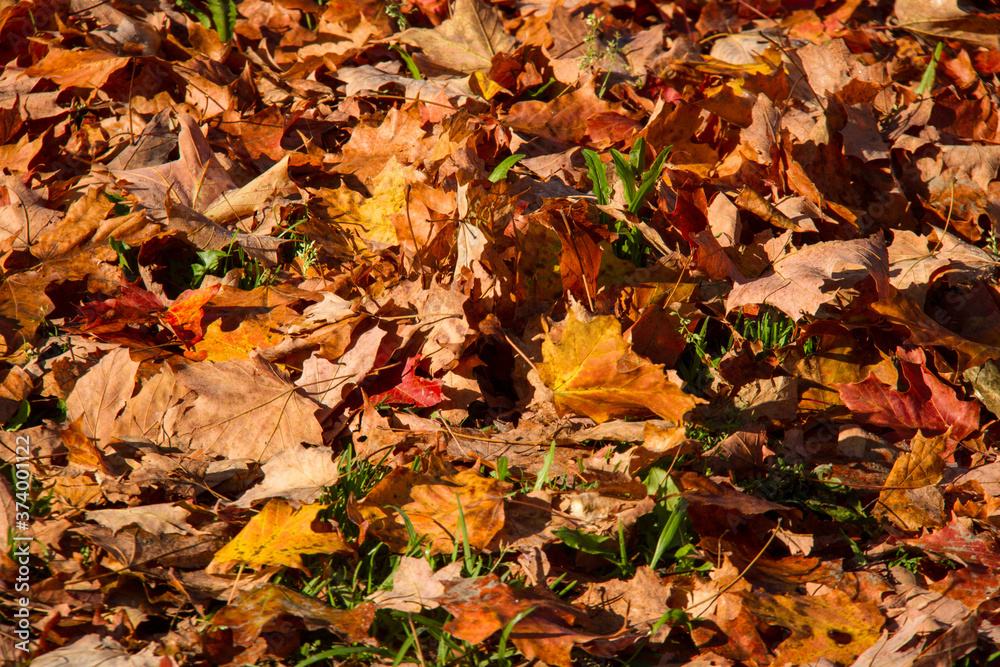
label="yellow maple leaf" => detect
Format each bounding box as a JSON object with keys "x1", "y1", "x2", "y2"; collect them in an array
[
  {"x1": 538, "y1": 310, "x2": 700, "y2": 424},
  {"x1": 211, "y1": 499, "x2": 352, "y2": 571},
  {"x1": 319, "y1": 156, "x2": 425, "y2": 248}
]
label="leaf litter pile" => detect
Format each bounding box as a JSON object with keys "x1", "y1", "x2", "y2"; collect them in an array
[{"x1": 4, "y1": 0, "x2": 1000, "y2": 664}]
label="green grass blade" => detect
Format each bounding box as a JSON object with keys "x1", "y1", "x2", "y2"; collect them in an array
[
  {"x1": 582, "y1": 149, "x2": 610, "y2": 206},
  {"x1": 498, "y1": 605, "x2": 537, "y2": 667},
  {"x1": 389, "y1": 44, "x2": 423, "y2": 80},
  {"x1": 610, "y1": 148, "x2": 636, "y2": 205},
  {"x1": 488, "y1": 154, "x2": 525, "y2": 183},
  {"x1": 630, "y1": 144, "x2": 671, "y2": 213},
  {"x1": 208, "y1": 0, "x2": 236, "y2": 42},
  {"x1": 915, "y1": 42, "x2": 943, "y2": 96},
  {"x1": 629, "y1": 137, "x2": 646, "y2": 174},
  {"x1": 532, "y1": 441, "x2": 556, "y2": 492}
]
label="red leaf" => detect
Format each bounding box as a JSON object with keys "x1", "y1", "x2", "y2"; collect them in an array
[
  {"x1": 834, "y1": 347, "x2": 979, "y2": 441},
  {"x1": 904, "y1": 516, "x2": 1000, "y2": 572},
  {"x1": 79, "y1": 280, "x2": 164, "y2": 330},
  {"x1": 371, "y1": 355, "x2": 442, "y2": 407}
]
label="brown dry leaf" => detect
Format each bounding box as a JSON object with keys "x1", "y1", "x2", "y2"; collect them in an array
[
  {"x1": 727, "y1": 235, "x2": 891, "y2": 320},
  {"x1": 538, "y1": 309, "x2": 700, "y2": 424},
  {"x1": 209, "y1": 584, "x2": 375, "y2": 653},
  {"x1": 876, "y1": 431, "x2": 948, "y2": 531},
  {"x1": 162, "y1": 354, "x2": 323, "y2": 462},
  {"x1": 368, "y1": 556, "x2": 462, "y2": 612},
  {"x1": 296, "y1": 326, "x2": 386, "y2": 415},
  {"x1": 395, "y1": 0, "x2": 517, "y2": 74},
  {"x1": 64, "y1": 348, "x2": 140, "y2": 442},
  {"x1": 26, "y1": 47, "x2": 129, "y2": 90},
  {"x1": 233, "y1": 445, "x2": 340, "y2": 508},
  {"x1": 211, "y1": 499, "x2": 352, "y2": 571},
  {"x1": 438, "y1": 574, "x2": 596, "y2": 667},
  {"x1": 107, "y1": 114, "x2": 237, "y2": 220},
  {"x1": 85, "y1": 503, "x2": 196, "y2": 536},
  {"x1": 505, "y1": 82, "x2": 624, "y2": 144}
]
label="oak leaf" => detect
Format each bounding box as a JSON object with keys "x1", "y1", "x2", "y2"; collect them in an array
[
  {"x1": 538, "y1": 310, "x2": 700, "y2": 424},
  {"x1": 211, "y1": 499, "x2": 352, "y2": 571}
]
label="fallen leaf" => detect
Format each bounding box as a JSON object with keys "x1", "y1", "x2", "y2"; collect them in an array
[
  {"x1": 876, "y1": 431, "x2": 948, "y2": 531},
  {"x1": 396, "y1": 0, "x2": 517, "y2": 74},
  {"x1": 370, "y1": 355, "x2": 444, "y2": 407},
  {"x1": 233, "y1": 445, "x2": 340, "y2": 507},
  {"x1": 746, "y1": 589, "x2": 884, "y2": 666},
  {"x1": 350, "y1": 458, "x2": 510, "y2": 554},
  {"x1": 835, "y1": 347, "x2": 979, "y2": 441},
  {"x1": 538, "y1": 309, "x2": 700, "y2": 424},
  {"x1": 162, "y1": 354, "x2": 324, "y2": 462},
  {"x1": 211, "y1": 498, "x2": 352, "y2": 571},
  {"x1": 208, "y1": 584, "x2": 375, "y2": 662},
  {"x1": 727, "y1": 235, "x2": 891, "y2": 320}
]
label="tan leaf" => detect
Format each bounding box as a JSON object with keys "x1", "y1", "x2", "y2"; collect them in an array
[
  {"x1": 162, "y1": 354, "x2": 323, "y2": 462},
  {"x1": 65, "y1": 348, "x2": 140, "y2": 441},
  {"x1": 395, "y1": 0, "x2": 517, "y2": 74},
  {"x1": 233, "y1": 445, "x2": 340, "y2": 508},
  {"x1": 726, "y1": 234, "x2": 892, "y2": 320},
  {"x1": 86, "y1": 503, "x2": 196, "y2": 536}
]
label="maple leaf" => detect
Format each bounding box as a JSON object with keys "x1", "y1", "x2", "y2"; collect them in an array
[
  {"x1": 835, "y1": 347, "x2": 979, "y2": 441},
  {"x1": 876, "y1": 430, "x2": 948, "y2": 531},
  {"x1": 438, "y1": 574, "x2": 596, "y2": 667},
  {"x1": 211, "y1": 499, "x2": 352, "y2": 572},
  {"x1": 350, "y1": 458, "x2": 509, "y2": 554},
  {"x1": 745, "y1": 589, "x2": 884, "y2": 665},
  {"x1": 65, "y1": 347, "x2": 140, "y2": 441},
  {"x1": 207, "y1": 584, "x2": 376, "y2": 663},
  {"x1": 395, "y1": 0, "x2": 517, "y2": 74},
  {"x1": 162, "y1": 283, "x2": 221, "y2": 347},
  {"x1": 538, "y1": 309, "x2": 700, "y2": 424},
  {"x1": 727, "y1": 235, "x2": 892, "y2": 320},
  {"x1": 370, "y1": 355, "x2": 443, "y2": 408},
  {"x1": 161, "y1": 354, "x2": 324, "y2": 461}
]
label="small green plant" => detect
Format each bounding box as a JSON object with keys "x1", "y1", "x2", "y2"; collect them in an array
[
  {"x1": 887, "y1": 548, "x2": 924, "y2": 573},
  {"x1": 583, "y1": 138, "x2": 671, "y2": 265},
  {"x1": 109, "y1": 237, "x2": 138, "y2": 280},
  {"x1": 174, "y1": 0, "x2": 237, "y2": 42},
  {"x1": 389, "y1": 45, "x2": 422, "y2": 80},
  {"x1": 384, "y1": 0, "x2": 410, "y2": 31},
  {"x1": 734, "y1": 306, "x2": 796, "y2": 351}
]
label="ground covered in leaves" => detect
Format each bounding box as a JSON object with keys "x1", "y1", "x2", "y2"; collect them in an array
[{"x1": 3, "y1": 0, "x2": 1000, "y2": 665}]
